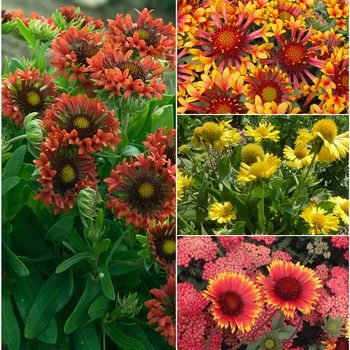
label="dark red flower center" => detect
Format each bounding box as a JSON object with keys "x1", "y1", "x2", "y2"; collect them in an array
[
  {"x1": 274, "y1": 276, "x2": 302, "y2": 300},
  {"x1": 127, "y1": 27, "x2": 159, "y2": 48},
  {"x1": 211, "y1": 26, "x2": 247, "y2": 59},
  {"x1": 115, "y1": 61, "x2": 147, "y2": 83},
  {"x1": 52, "y1": 158, "x2": 79, "y2": 191},
  {"x1": 164, "y1": 145, "x2": 176, "y2": 165},
  {"x1": 75, "y1": 42, "x2": 100, "y2": 66},
  {"x1": 334, "y1": 68, "x2": 349, "y2": 96},
  {"x1": 16, "y1": 86, "x2": 46, "y2": 115},
  {"x1": 65, "y1": 113, "x2": 98, "y2": 140},
  {"x1": 256, "y1": 80, "x2": 283, "y2": 104},
  {"x1": 218, "y1": 291, "x2": 244, "y2": 316},
  {"x1": 2, "y1": 9, "x2": 13, "y2": 23},
  {"x1": 277, "y1": 42, "x2": 309, "y2": 75},
  {"x1": 207, "y1": 96, "x2": 241, "y2": 114},
  {"x1": 335, "y1": 337, "x2": 349, "y2": 350}
]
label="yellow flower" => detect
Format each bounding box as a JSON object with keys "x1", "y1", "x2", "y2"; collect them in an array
[
  {"x1": 209, "y1": 202, "x2": 236, "y2": 223},
  {"x1": 329, "y1": 197, "x2": 349, "y2": 226},
  {"x1": 241, "y1": 143, "x2": 265, "y2": 166},
  {"x1": 245, "y1": 122, "x2": 280, "y2": 142},
  {"x1": 295, "y1": 119, "x2": 349, "y2": 164},
  {"x1": 179, "y1": 144, "x2": 190, "y2": 152},
  {"x1": 179, "y1": 174, "x2": 193, "y2": 187},
  {"x1": 283, "y1": 145, "x2": 317, "y2": 169},
  {"x1": 177, "y1": 179, "x2": 184, "y2": 201},
  {"x1": 237, "y1": 153, "x2": 281, "y2": 182},
  {"x1": 191, "y1": 127, "x2": 205, "y2": 148},
  {"x1": 300, "y1": 203, "x2": 340, "y2": 235}
]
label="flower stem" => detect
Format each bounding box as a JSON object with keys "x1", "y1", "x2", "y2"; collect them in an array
[
  {"x1": 281, "y1": 313, "x2": 304, "y2": 347},
  {"x1": 259, "y1": 181, "x2": 265, "y2": 233},
  {"x1": 202, "y1": 325, "x2": 219, "y2": 350},
  {"x1": 205, "y1": 144, "x2": 217, "y2": 175},
  {"x1": 178, "y1": 214, "x2": 197, "y2": 234},
  {"x1": 6, "y1": 134, "x2": 27, "y2": 144},
  {"x1": 231, "y1": 309, "x2": 279, "y2": 350}
]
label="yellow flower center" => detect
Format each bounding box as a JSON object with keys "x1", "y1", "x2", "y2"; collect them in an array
[
  {"x1": 285, "y1": 43, "x2": 306, "y2": 64},
  {"x1": 61, "y1": 165, "x2": 76, "y2": 183},
  {"x1": 311, "y1": 213, "x2": 326, "y2": 228},
  {"x1": 136, "y1": 28, "x2": 150, "y2": 40},
  {"x1": 294, "y1": 146, "x2": 309, "y2": 159},
  {"x1": 193, "y1": 126, "x2": 203, "y2": 138},
  {"x1": 138, "y1": 182, "x2": 155, "y2": 198},
  {"x1": 216, "y1": 103, "x2": 233, "y2": 114},
  {"x1": 202, "y1": 122, "x2": 222, "y2": 142},
  {"x1": 255, "y1": 126, "x2": 269, "y2": 136},
  {"x1": 340, "y1": 200, "x2": 349, "y2": 216},
  {"x1": 73, "y1": 117, "x2": 90, "y2": 130},
  {"x1": 163, "y1": 239, "x2": 176, "y2": 255},
  {"x1": 264, "y1": 338, "x2": 276, "y2": 350},
  {"x1": 312, "y1": 119, "x2": 338, "y2": 143},
  {"x1": 241, "y1": 143, "x2": 265, "y2": 166},
  {"x1": 86, "y1": 45, "x2": 100, "y2": 58},
  {"x1": 341, "y1": 73, "x2": 349, "y2": 89},
  {"x1": 278, "y1": 10, "x2": 291, "y2": 21},
  {"x1": 261, "y1": 86, "x2": 278, "y2": 102},
  {"x1": 250, "y1": 162, "x2": 269, "y2": 177},
  {"x1": 212, "y1": 27, "x2": 245, "y2": 58},
  {"x1": 26, "y1": 91, "x2": 41, "y2": 106},
  {"x1": 219, "y1": 205, "x2": 232, "y2": 217}
]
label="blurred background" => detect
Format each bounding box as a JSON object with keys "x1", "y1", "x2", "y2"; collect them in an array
[{"x1": 1, "y1": 0, "x2": 176, "y2": 72}]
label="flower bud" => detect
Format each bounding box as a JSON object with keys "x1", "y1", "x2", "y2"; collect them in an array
[
  {"x1": 115, "y1": 292, "x2": 142, "y2": 319},
  {"x1": 77, "y1": 188, "x2": 102, "y2": 227},
  {"x1": 29, "y1": 19, "x2": 59, "y2": 42},
  {"x1": 114, "y1": 95, "x2": 148, "y2": 115}
]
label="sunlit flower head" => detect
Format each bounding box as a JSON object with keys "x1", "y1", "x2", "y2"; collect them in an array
[
  {"x1": 245, "y1": 122, "x2": 280, "y2": 142},
  {"x1": 241, "y1": 143, "x2": 265, "y2": 166},
  {"x1": 295, "y1": 118, "x2": 349, "y2": 163},
  {"x1": 105, "y1": 154, "x2": 175, "y2": 232},
  {"x1": 191, "y1": 126, "x2": 205, "y2": 148},
  {"x1": 329, "y1": 197, "x2": 349, "y2": 226},
  {"x1": 300, "y1": 203, "x2": 340, "y2": 235},
  {"x1": 237, "y1": 153, "x2": 281, "y2": 182},
  {"x1": 2, "y1": 67, "x2": 59, "y2": 128},
  {"x1": 258, "y1": 260, "x2": 322, "y2": 317},
  {"x1": 178, "y1": 172, "x2": 193, "y2": 187},
  {"x1": 209, "y1": 202, "x2": 236, "y2": 224},
  {"x1": 283, "y1": 145, "x2": 316, "y2": 169},
  {"x1": 43, "y1": 93, "x2": 121, "y2": 154},
  {"x1": 203, "y1": 271, "x2": 261, "y2": 332}
]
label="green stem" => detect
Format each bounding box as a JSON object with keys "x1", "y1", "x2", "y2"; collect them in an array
[
  {"x1": 205, "y1": 144, "x2": 216, "y2": 174},
  {"x1": 109, "y1": 257, "x2": 145, "y2": 266},
  {"x1": 231, "y1": 309, "x2": 279, "y2": 350},
  {"x1": 178, "y1": 213, "x2": 197, "y2": 234},
  {"x1": 293, "y1": 151, "x2": 318, "y2": 206},
  {"x1": 281, "y1": 313, "x2": 304, "y2": 347},
  {"x1": 122, "y1": 112, "x2": 130, "y2": 135},
  {"x1": 202, "y1": 325, "x2": 219, "y2": 350},
  {"x1": 103, "y1": 327, "x2": 106, "y2": 350},
  {"x1": 260, "y1": 181, "x2": 265, "y2": 233},
  {"x1": 206, "y1": 145, "x2": 220, "y2": 164},
  {"x1": 6, "y1": 134, "x2": 27, "y2": 144}
]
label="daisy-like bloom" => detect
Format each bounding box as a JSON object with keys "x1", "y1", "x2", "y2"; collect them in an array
[
  {"x1": 329, "y1": 197, "x2": 349, "y2": 226},
  {"x1": 257, "y1": 260, "x2": 322, "y2": 317},
  {"x1": 34, "y1": 137, "x2": 99, "y2": 215},
  {"x1": 295, "y1": 118, "x2": 349, "y2": 163},
  {"x1": 260, "y1": 17, "x2": 326, "y2": 90},
  {"x1": 202, "y1": 271, "x2": 261, "y2": 332},
  {"x1": 209, "y1": 202, "x2": 236, "y2": 224},
  {"x1": 177, "y1": 178, "x2": 184, "y2": 201},
  {"x1": 2, "y1": 67, "x2": 59, "y2": 128},
  {"x1": 191, "y1": 126, "x2": 205, "y2": 148},
  {"x1": 237, "y1": 153, "x2": 281, "y2": 182},
  {"x1": 283, "y1": 145, "x2": 316, "y2": 169},
  {"x1": 86, "y1": 45, "x2": 165, "y2": 100},
  {"x1": 178, "y1": 170, "x2": 193, "y2": 187},
  {"x1": 143, "y1": 127, "x2": 176, "y2": 165},
  {"x1": 245, "y1": 122, "x2": 280, "y2": 142},
  {"x1": 300, "y1": 203, "x2": 340, "y2": 235},
  {"x1": 147, "y1": 220, "x2": 176, "y2": 277},
  {"x1": 105, "y1": 153, "x2": 175, "y2": 232},
  {"x1": 43, "y1": 94, "x2": 121, "y2": 154},
  {"x1": 241, "y1": 143, "x2": 265, "y2": 166},
  {"x1": 145, "y1": 275, "x2": 175, "y2": 347},
  {"x1": 187, "y1": 1, "x2": 272, "y2": 73},
  {"x1": 201, "y1": 119, "x2": 241, "y2": 152},
  {"x1": 105, "y1": 8, "x2": 175, "y2": 61},
  {"x1": 49, "y1": 26, "x2": 104, "y2": 97}
]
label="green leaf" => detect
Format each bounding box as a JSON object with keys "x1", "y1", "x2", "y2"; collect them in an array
[
  {"x1": 16, "y1": 19, "x2": 36, "y2": 49},
  {"x1": 117, "y1": 128, "x2": 128, "y2": 149},
  {"x1": 88, "y1": 295, "x2": 110, "y2": 319},
  {"x1": 229, "y1": 221, "x2": 245, "y2": 235},
  {"x1": 150, "y1": 105, "x2": 174, "y2": 132},
  {"x1": 45, "y1": 216, "x2": 74, "y2": 245},
  {"x1": 218, "y1": 156, "x2": 231, "y2": 189},
  {"x1": 2, "y1": 145, "x2": 26, "y2": 180},
  {"x1": 36, "y1": 316, "x2": 58, "y2": 344},
  {"x1": 246, "y1": 340, "x2": 259, "y2": 350},
  {"x1": 3, "y1": 242, "x2": 30, "y2": 276},
  {"x1": 8, "y1": 58, "x2": 25, "y2": 73},
  {"x1": 94, "y1": 239, "x2": 111, "y2": 260},
  {"x1": 108, "y1": 251, "x2": 144, "y2": 276},
  {"x1": 127, "y1": 109, "x2": 148, "y2": 141},
  {"x1": 24, "y1": 271, "x2": 73, "y2": 339},
  {"x1": 122, "y1": 145, "x2": 142, "y2": 157},
  {"x1": 64, "y1": 227, "x2": 89, "y2": 253},
  {"x1": 231, "y1": 144, "x2": 241, "y2": 170},
  {"x1": 55, "y1": 252, "x2": 94, "y2": 273},
  {"x1": 73, "y1": 324, "x2": 101, "y2": 350},
  {"x1": 115, "y1": 323, "x2": 155, "y2": 350},
  {"x1": 33, "y1": 40, "x2": 51, "y2": 72},
  {"x1": 64, "y1": 278, "x2": 100, "y2": 334},
  {"x1": 280, "y1": 203, "x2": 295, "y2": 216},
  {"x1": 97, "y1": 265, "x2": 115, "y2": 300},
  {"x1": 270, "y1": 311, "x2": 279, "y2": 330},
  {"x1": 2, "y1": 177, "x2": 21, "y2": 195},
  {"x1": 2, "y1": 294, "x2": 21, "y2": 350},
  {"x1": 120, "y1": 271, "x2": 141, "y2": 289},
  {"x1": 104, "y1": 323, "x2": 145, "y2": 350}
]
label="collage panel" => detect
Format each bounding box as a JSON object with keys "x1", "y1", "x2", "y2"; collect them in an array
[{"x1": 177, "y1": 115, "x2": 349, "y2": 235}]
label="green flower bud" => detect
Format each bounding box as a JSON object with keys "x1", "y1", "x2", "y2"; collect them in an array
[
  {"x1": 322, "y1": 316, "x2": 346, "y2": 339},
  {"x1": 114, "y1": 292, "x2": 142, "y2": 319},
  {"x1": 77, "y1": 188, "x2": 102, "y2": 227},
  {"x1": 2, "y1": 11, "x2": 17, "y2": 34},
  {"x1": 115, "y1": 95, "x2": 148, "y2": 115},
  {"x1": 24, "y1": 113, "x2": 45, "y2": 147},
  {"x1": 29, "y1": 19, "x2": 59, "y2": 42}
]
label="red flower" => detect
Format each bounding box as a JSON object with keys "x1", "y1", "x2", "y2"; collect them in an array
[
  {"x1": 58, "y1": 6, "x2": 104, "y2": 30},
  {"x1": 34, "y1": 137, "x2": 99, "y2": 214},
  {"x1": 105, "y1": 153, "x2": 175, "y2": 232},
  {"x1": 145, "y1": 275, "x2": 176, "y2": 347},
  {"x1": 2, "y1": 67, "x2": 59, "y2": 128},
  {"x1": 43, "y1": 93, "x2": 121, "y2": 154}
]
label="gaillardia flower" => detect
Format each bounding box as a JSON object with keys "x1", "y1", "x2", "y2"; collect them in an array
[
  {"x1": 105, "y1": 153, "x2": 175, "y2": 232},
  {"x1": 328, "y1": 197, "x2": 349, "y2": 226},
  {"x1": 202, "y1": 271, "x2": 261, "y2": 332},
  {"x1": 209, "y1": 202, "x2": 236, "y2": 224},
  {"x1": 237, "y1": 153, "x2": 281, "y2": 182},
  {"x1": 2, "y1": 67, "x2": 59, "y2": 128},
  {"x1": 257, "y1": 260, "x2": 322, "y2": 317},
  {"x1": 34, "y1": 137, "x2": 99, "y2": 214},
  {"x1": 245, "y1": 122, "x2": 280, "y2": 142},
  {"x1": 295, "y1": 118, "x2": 349, "y2": 163},
  {"x1": 300, "y1": 203, "x2": 340, "y2": 235},
  {"x1": 43, "y1": 94, "x2": 121, "y2": 154},
  {"x1": 190, "y1": 126, "x2": 205, "y2": 148},
  {"x1": 283, "y1": 145, "x2": 316, "y2": 169},
  {"x1": 147, "y1": 220, "x2": 176, "y2": 277},
  {"x1": 241, "y1": 143, "x2": 265, "y2": 166}
]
